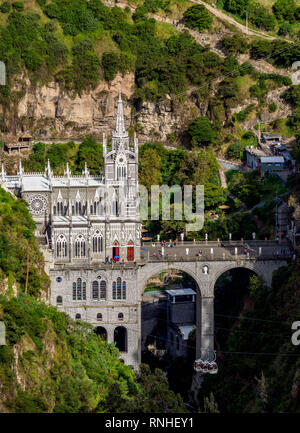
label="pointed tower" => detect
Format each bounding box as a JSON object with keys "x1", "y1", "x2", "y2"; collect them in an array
[{"x1": 112, "y1": 92, "x2": 129, "y2": 153}]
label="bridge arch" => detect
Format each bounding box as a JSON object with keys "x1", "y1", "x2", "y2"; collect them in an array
[{"x1": 138, "y1": 262, "x2": 202, "y2": 298}]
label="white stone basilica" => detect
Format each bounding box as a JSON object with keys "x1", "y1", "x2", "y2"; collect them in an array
[{"x1": 1, "y1": 93, "x2": 142, "y2": 367}]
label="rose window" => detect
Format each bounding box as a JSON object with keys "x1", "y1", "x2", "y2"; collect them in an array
[{"x1": 28, "y1": 195, "x2": 47, "y2": 215}]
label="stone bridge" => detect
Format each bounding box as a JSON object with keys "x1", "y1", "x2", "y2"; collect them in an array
[{"x1": 137, "y1": 240, "x2": 291, "y2": 361}]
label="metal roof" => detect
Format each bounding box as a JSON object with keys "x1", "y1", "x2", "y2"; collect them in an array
[
  {"x1": 166, "y1": 288, "x2": 197, "y2": 296},
  {"x1": 260, "y1": 156, "x2": 284, "y2": 163}
]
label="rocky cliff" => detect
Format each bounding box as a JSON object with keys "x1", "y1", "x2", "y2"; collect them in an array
[{"x1": 1, "y1": 72, "x2": 199, "y2": 143}]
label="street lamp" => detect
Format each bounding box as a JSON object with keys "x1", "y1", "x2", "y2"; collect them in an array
[{"x1": 244, "y1": 10, "x2": 248, "y2": 35}]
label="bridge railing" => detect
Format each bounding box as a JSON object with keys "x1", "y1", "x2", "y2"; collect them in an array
[
  {"x1": 138, "y1": 253, "x2": 292, "y2": 263},
  {"x1": 142, "y1": 240, "x2": 290, "y2": 247}
]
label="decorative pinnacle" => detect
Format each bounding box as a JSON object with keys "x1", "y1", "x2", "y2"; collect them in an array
[
  {"x1": 1, "y1": 162, "x2": 5, "y2": 180},
  {"x1": 65, "y1": 162, "x2": 71, "y2": 178},
  {"x1": 83, "y1": 161, "x2": 89, "y2": 178},
  {"x1": 47, "y1": 159, "x2": 52, "y2": 177},
  {"x1": 18, "y1": 159, "x2": 23, "y2": 176}
]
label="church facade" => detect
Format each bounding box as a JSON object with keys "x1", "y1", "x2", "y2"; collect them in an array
[{"x1": 1, "y1": 94, "x2": 142, "y2": 367}]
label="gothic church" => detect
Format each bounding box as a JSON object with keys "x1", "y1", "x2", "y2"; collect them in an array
[{"x1": 1, "y1": 94, "x2": 142, "y2": 367}]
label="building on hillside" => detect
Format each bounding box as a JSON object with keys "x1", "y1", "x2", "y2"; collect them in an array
[
  {"x1": 3, "y1": 133, "x2": 32, "y2": 154},
  {"x1": 0, "y1": 93, "x2": 142, "y2": 368},
  {"x1": 245, "y1": 146, "x2": 265, "y2": 170},
  {"x1": 166, "y1": 288, "x2": 196, "y2": 358},
  {"x1": 261, "y1": 133, "x2": 282, "y2": 145},
  {"x1": 260, "y1": 156, "x2": 285, "y2": 173}
]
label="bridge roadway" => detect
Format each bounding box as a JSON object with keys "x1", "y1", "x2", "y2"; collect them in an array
[{"x1": 139, "y1": 240, "x2": 293, "y2": 262}]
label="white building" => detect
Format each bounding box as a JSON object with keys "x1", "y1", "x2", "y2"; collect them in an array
[{"x1": 0, "y1": 94, "x2": 142, "y2": 367}]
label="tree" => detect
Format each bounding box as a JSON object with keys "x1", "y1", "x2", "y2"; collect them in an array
[
  {"x1": 0, "y1": 1, "x2": 11, "y2": 13},
  {"x1": 124, "y1": 364, "x2": 186, "y2": 412},
  {"x1": 226, "y1": 141, "x2": 245, "y2": 160},
  {"x1": 273, "y1": 0, "x2": 296, "y2": 23},
  {"x1": 224, "y1": 0, "x2": 249, "y2": 15},
  {"x1": 76, "y1": 136, "x2": 103, "y2": 175},
  {"x1": 204, "y1": 183, "x2": 227, "y2": 209},
  {"x1": 139, "y1": 148, "x2": 162, "y2": 192},
  {"x1": 188, "y1": 116, "x2": 217, "y2": 147},
  {"x1": 221, "y1": 34, "x2": 248, "y2": 55},
  {"x1": 248, "y1": 275, "x2": 263, "y2": 299},
  {"x1": 183, "y1": 5, "x2": 213, "y2": 32},
  {"x1": 102, "y1": 52, "x2": 119, "y2": 82}
]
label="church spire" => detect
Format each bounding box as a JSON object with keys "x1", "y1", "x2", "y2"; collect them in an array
[{"x1": 114, "y1": 92, "x2": 127, "y2": 137}]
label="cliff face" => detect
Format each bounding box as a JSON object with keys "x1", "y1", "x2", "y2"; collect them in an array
[{"x1": 4, "y1": 73, "x2": 196, "y2": 143}]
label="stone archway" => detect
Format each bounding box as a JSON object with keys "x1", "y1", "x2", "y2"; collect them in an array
[
  {"x1": 114, "y1": 326, "x2": 127, "y2": 352},
  {"x1": 95, "y1": 326, "x2": 107, "y2": 341}
]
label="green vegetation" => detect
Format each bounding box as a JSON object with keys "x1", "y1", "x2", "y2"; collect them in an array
[
  {"x1": 198, "y1": 261, "x2": 300, "y2": 412},
  {"x1": 188, "y1": 116, "x2": 218, "y2": 147},
  {"x1": 221, "y1": 34, "x2": 248, "y2": 55},
  {"x1": 23, "y1": 136, "x2": 103, "y2": 176},
  {"x1": 226, "y1": 170, "x2": 287, "y2": 208},
  {"x1": 273, "y1": 0, "x2": 298, "y2": 23},
  {"x1": 222, "y1": 0, "x2": 300, "y2": 35},
  {"x1": 0, "y1": 187, "x2": 48, "y2": 298},
  {"x1": 223, "y1": 0, "x2": 277, "y2": 31},
  {"x1": 183, "y1": 5, "x2": 213, "y2": 32},
  {"x1": 0, "y1": 292, "x2": 186, "y2": 412}
]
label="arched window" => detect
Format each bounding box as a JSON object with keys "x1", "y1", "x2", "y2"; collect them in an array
[
  {"x1": 118, "y1": 312, "x2": 124, "y2": 321},
  {"x1": 117, "y1": 277, "x2": 121, "y2": 300},
  {"x1": 56, "y1": 234, "x2": 67, "y2": 258},
  {"x1": 116, "y1": 156, "x2": 127, "y2": 181},
  {"x1": 75, "y1": 313, "x2": 81, "y2": 320},
  {"x1": 90, "y1": 204, "x2": 93, "y2": 214},
  {"x1": 122, "y1": 281, "x2": 126, "y2": 300},
  {"x1": 56, "y1": 296, "x2": 62, "y2": 305},
  {"x1": 100, "y1": 281, "x2": 106, "y2": 300},
  {"x1": 92, "y1": 231, "x2": 103, "y2": 253},
  {"x1": 53, "y1": 205, "x2": 56, "y2": 215},
  {"x1": 57, "y1": 201, "x2": 63, "y2": 216},
  {"x1": 97, "y1": 313, "x2": 102, "y2": 321},
  {"x1": 75, "y1": 235, "x2": 86, "y2": 258},
  {"x1": 72, "y1": 205, "x2": 75, "y2": 215},
  {"x1": 73, "y1": 278, "x2": 86, "y2": 301},
  {"x1": 92, "y1": 281, "x2": 99, "y2": 300},
  {"x1": 112, "y1": 281, "x2": 116, "y2": 300}
]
